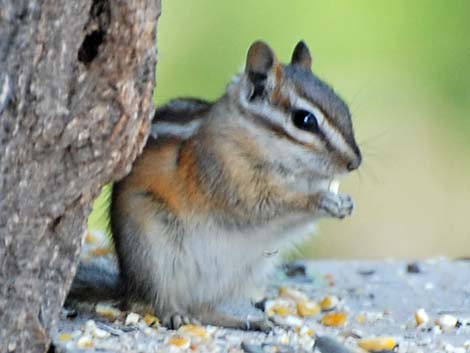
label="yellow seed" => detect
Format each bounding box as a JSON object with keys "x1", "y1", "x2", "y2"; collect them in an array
[
  {"x1": 320, "y1": 296, "x2": 338, "y2": 311},
  {"x1": 143, "y1": 314, "x2": 159, "y2": 327},
  {"x1": 358, "y1": 337, "x2": 397, "y2": 352},
  {"x1": 178, "y1": 324, "x2": 208, "y2": 339},
  {"x1": 357, "y1": 315, "x2": 366, "y2": 325},
  {"x1": 279, "y1": 287, "x2": 308, "y2": 302},
  {"x1": 95, "y1": 303, "x2": 122, "y2": 321},
  {"x1": 90, "y1": 247, "x2": 113, "y2": 257},
  {"x1": 265, "y1": 299, "x2": 297, "y2": 317},
  {"x1": 320, "y1": 312, "x2": 348, "y2": 327},
  {"x1": 168, "y1": 336, "x2": 190, "y2": 349},
  {"x1": 85, "y1": 232, "x2": 98, "y2": 244},
  {"x1": 297, "y1": 300, "x2": 321, "y2": 317},
  {"x1": 415, "y1": 308, "x2": 429, "y2": 326},
  {"x1": 77, "y1": 335, "x2": 94, "y2": 349},
  {"x1": 272, "y1": 305, "x2": 295, "y2": 317},
  {"x1": 58, "y1": 333, "x2": 72, "y2": 342},
  {"x1": 295, "y1": 326, "x2": 315, "y2": 336}
]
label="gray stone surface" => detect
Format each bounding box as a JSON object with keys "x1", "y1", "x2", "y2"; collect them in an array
[{"x1": 54, "y1": 259, "x2": 470, "y2": 353}]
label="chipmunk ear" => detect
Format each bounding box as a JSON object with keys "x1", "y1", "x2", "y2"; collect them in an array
[
  {"x1": 245, "y1": 41, "x2": 278, "y2": 100},
  {"x1": 291, "y1": 41, "x2": 312, "y2": 70}
]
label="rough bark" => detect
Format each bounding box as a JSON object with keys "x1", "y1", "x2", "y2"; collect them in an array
[{"x1": 0, "y1": 0, "x2": 161, "y2": 352}]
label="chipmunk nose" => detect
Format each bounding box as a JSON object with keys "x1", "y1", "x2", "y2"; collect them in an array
[{"x1": 346, "y1": 153, "x2": 362, "y2": 171}]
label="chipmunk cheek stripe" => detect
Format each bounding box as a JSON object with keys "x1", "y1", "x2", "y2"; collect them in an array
[
  {"x1": 236, "y1": 101, "x2": 319, "y2": 150},
  {"x1": 321, "y1": 120, "x2": 356, "y2": 160},
  {"x1": 291, "y1": 92, "x2": 355, "y2": 159}
]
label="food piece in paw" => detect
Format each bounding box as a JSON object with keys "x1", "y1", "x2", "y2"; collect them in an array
[{"x1": 328, "y1": 179, "x2": 340, "y2": 195}]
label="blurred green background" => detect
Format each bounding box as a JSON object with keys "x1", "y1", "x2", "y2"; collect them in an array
[{"x1": 89, "y1": 0, "x2": 470, "y2": 259}]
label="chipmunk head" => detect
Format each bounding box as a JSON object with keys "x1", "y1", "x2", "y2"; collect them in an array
[{"x1": 235, "y1": 40, "x2": 361, "y2": 182}]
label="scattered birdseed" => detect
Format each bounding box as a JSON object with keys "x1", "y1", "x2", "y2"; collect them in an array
[
  {"x1": 356, "y1": 315, "x2": 366, "y2": 325},
  {"x1": 168, "y1": 336, "x2": 190, "y2": 349},
  {"x1": 321, "y1": 312, "x2": 348, "y2": 327},
  {"x1": 414, "y1": 308, "x2": 429, "y2": 326},
  {"x1": 406, "y1": 263, "x2": 422, "y2": 274},
  {"x1": 85, "y1": 320, "x2": 111, "y2": 339},
  {"x1": 85, "y1": 232, "x2": 99, "y2": 244},
  {"x1": 265, "y1": 299, "x2": 297, "y2": 317},
  {"x1": 55, "y1": 259, "x2": 470, "y2": 353},
  {"x1": 144, "y1": 314, "x2": 159, "y2": 327},
  {"x1": 95, "y1": 303, "x2": 122, "y2": 321},
  {"x1": 320, "y1": 296, "x2": 339, "y2": 311},
  {"x1": 177, "y1": 324, "x2": 209, "y2": 339},
  {"x1": 125, "y1": 312, "x2": 141, "y2": 326},
  {"x1": 58, "y1": 333, "x2": 73, "y2": 342},
  {"x1": 297, "y1": 300, "x2": 321, "y2": 317},
  {"x1": 76, "y1": 335, "x2": 94, "y2": 349},
  {"x1": 357, "y1": 336, "x2": 397, "y2": 352},
  {"x1": 90, "y1": 247, "x2": 113, "y2": 257},
  {"x1": 436, "y1": 314, "x2": 458, "y2": 331},
  {"x1": 277, "y1": 315, "x2": 304, "y2": 327},
  {"x1": 278, "y1": 287, "x2": 309, "y2": 302}
]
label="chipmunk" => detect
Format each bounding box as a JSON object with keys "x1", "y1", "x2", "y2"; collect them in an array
[{"x1": 71, "y1": 40, "x2": 361, "y2": 331}]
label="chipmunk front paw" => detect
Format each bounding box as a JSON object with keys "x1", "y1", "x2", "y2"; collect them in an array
[{"x1": 317, "y1": 191, "x2": 354, "y2": 219}]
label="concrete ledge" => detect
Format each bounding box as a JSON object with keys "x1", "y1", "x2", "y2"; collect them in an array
[{"x1": 54, "y1": 259, "x2": 470, "y2": 353}]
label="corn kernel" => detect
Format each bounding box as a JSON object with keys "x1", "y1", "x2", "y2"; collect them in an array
[
  {"x1": 178, "y1": 324, "x2": 209, "y2": 339},
  {"x1": 77, "y1": 335, "x2": 94, "y2": 349},
  {"x1": 144, "y1": 314, "x2": 159, "y2": 327},
  {"x1": 297, "y1": 300, "x2": 321, "y2": 317},
  {"x1": 95, "y1": 303, "x2": 122, "y2": 321},
  {"x1": 265, "y1": 299, "x2": 296, "y2": 317},
  {"x1": 320, "y1": 295, "x2": 339, "y2": 311},
  {"x1": 356, "y1": 315, "x2": 366, "y2": 325},
  {"x1": 85, "y1": 320, "x2": 110, "y2": 339},
  {"x1": 90, "y1": 247, "x2": 113, "y2": 257},
  {"x1": 415, "y1": 308, "x2": 429, "y2": 326},
  {"x1": 272, "y1": 305, "x2": 293, "y2": 317},
  {"x1": 85, "y1": 232, "x2": 98, "y2": 244},
  {"x1": 169, "y1": 336, "x2": 190, "y2": 349},
  {"x1": 295, "y1": 326, "x2": 315, "y2": 336},
  {"x1": 358, "y1": 337, "x2": 397, "y2": 352},
  {"x1": 320, "y1": 312, "x2": 348, "y2": 327},
  {"x1": 58, "y1": 333, "x2": 72, "y2": 342},
  {"x1": 279, "y1": 287, "x2": 308, "y2": 302}
]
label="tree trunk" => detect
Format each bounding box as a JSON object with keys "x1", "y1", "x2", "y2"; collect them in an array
[{"x1": 0, "y1": 0, "x2": 161, "y2": 352}]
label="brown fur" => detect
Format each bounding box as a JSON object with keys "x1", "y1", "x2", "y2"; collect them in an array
[{"x1": 85, "y1": 41, "x2": 361, "y2": 331}]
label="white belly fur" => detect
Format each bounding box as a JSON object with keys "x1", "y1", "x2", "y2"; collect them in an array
[{"x1": 143, "y1": 213, "x2": 317, "y2": 313}]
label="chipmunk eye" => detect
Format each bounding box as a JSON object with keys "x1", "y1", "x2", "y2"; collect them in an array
[{"x1": 292, "y1": 109, "x2": 319, "y2": 133}]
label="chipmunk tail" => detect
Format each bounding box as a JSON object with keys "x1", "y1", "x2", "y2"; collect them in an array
[{"x1": 67, "y1": 259, "x2": 121, "y2": 302}]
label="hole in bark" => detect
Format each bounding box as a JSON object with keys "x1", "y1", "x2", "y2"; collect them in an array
[
  {"x1": 78, "y1": 30, "x2": 105, "y2": 64},
  {"x1": 51, "y1": 215, "x2": 63, "y2": 231},
  {"x1": 78, "y1": 0, "x2": 110, "y2": 64}
]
